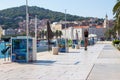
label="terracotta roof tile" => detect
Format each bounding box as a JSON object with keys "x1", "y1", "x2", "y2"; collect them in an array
[
  {"x1": 96, "y1": 25, "x2": 103, "y2": 28},
  {"x1": 74, "y1": 26, "x2": 89, "y2": 29}
]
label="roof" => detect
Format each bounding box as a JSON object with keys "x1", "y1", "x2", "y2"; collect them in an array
[
  {"x1": 74, "y1": 26, "x2": 89, "y2": 29},
  {"x1": 96, "y1": 25, "x2": 103, "y2": 28}
]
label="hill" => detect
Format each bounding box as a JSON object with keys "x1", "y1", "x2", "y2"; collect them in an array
[{"x1": 0, "y1": 5, "x2": 101, "y2": 29}]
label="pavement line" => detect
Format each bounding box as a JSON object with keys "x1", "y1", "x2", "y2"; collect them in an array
[
  {"x1": 97, "y1": 45, "x2": 105, "y2": 59},
  {"x1": 86, "y1": 64, "x2": 95, "y2": 80}
]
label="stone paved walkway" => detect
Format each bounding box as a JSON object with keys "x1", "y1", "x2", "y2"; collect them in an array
[
  {"x1": 0, "y1": 42, "x2": 120, "y2": 80},
  {"x1": 87, "y1": 44, "x2": 120, "y2": 80}
]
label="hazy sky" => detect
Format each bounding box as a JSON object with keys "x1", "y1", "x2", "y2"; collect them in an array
[{"x1": 0, "y1": 0, "x2": 116, "y2": 19}]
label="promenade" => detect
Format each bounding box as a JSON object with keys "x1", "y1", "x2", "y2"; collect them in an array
[{"x1": 0, "y1": 41, "x2": 120, "y2": 80}]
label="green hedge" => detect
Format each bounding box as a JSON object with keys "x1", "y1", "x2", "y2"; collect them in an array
[{"x1": 112, "y1": 40, "x2": 120, "y2": 44}]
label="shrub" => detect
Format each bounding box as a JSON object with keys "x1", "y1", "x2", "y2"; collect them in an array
[
  {"x1": 68, "y1": 39, "x2": 72, "y2": 47},
  {"x1": 112, "y1": 40, "x2": 120, "y2": 45}
]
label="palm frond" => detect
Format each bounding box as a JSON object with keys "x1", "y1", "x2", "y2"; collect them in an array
[{"x1": 113, "y1": 1, "x2": 120, "y2": 15}]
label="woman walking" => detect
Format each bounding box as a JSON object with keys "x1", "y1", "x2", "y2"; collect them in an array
[{"x1": 84, "y1": 29, "x2": 89, "y2": 50}]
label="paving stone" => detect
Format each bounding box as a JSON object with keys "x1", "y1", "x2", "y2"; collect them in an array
[{"x1": 0, "y1": 42, "x2": 119, "y2": 80}]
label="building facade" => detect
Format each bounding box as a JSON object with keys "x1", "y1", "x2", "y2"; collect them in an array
[
  {"x1": 4, "y1": 28, "x2": 17, "y2": 35},
  {"x1": 61, "y1": 25, "x2": 105, "y2": 40}
]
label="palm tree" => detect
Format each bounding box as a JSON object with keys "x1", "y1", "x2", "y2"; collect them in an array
[
  {"x1": 44, "y1": 30, "x2": 47, "y2": 39},
  {"x1": 117, "y1": 0, "x2": 120, "y2": 2},
  {"x1": 55, "y1": 30, "x2": 59, "y2": 38},
  {"x1": 113, "y1": 0, "x2": 120, "y2": 36},
  {"x1": 58, "y1": 30, "x2": 63, "y2": 38},
  {"x1": 104, "y1": 29, "x2": 115, "y2": 40},
  {"x1": 113, "y1": 1, "x2": 120, "y2": 18},
  {"x1": 41, "y1": 30, "x2": 45, "y2": 39},
  {"x1": 30, "y1": 31, "x2": 35, "y2": 37},
  {"x1": 38, "y1": 31, "x2": 42, "y2": 39}
]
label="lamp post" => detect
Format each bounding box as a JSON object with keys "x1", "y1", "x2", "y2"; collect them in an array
[
  {"x1": 35, "y1": 15, "x2": 37, "y2": 40},
  {"x1": 26, "y1": 0, "x2": 29, "y2": 37},
  {"x1": 65, "y1": 9, "x2": 67, "y2": 52},
  {"x1": 34, "y1": 15, "x2": 37, "y2": 61},
  {"x1": 26, "y1": 0, "x2": 29, "y2": 62}
]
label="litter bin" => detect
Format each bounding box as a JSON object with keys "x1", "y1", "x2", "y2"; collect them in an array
[
  {"x1": 72, "y1": 44, "x2": 75, "y2": 49},
  {"x1": 75, "y1": 45, "x2": 79, "y2": 49},
  {"x1": 52, "y1": 47, "x2": 59, "y2": 55}
]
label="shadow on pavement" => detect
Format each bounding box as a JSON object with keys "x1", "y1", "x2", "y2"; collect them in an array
[
  {"x1": 32, "y1": 60, "x2": 56, "y2": 66},
  {"x1": 68, "y1": 51, "x2": 80, "y2": 53}
]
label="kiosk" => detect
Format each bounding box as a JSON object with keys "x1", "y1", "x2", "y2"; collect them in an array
[
  {"x1": 11, "y1": 36, "x2": 36, "y2": 62},
  {"x1": 58, "y1": 38, "x2": 69, "y2": 52}
]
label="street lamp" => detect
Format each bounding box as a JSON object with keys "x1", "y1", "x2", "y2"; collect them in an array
[
  {"x1": 26, "y1": 0, "x2": 29, "y2": 37},
  {"x1": 26, "y1": 0, "x2": 29, "y2": 62},
  {"x1": 35, "y1": 15, "x2": 37, "y2": 40},
  {"x1": 65, "y1": 9, "x2": 67, "y2": 52}
]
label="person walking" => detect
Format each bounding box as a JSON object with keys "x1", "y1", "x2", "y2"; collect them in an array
[{"x1": 84, "y1": 29, "x2": 89, "y2": 50}]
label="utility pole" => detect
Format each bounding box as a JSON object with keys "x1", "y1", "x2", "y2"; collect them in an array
[{"x1": 26, "y1": 0, "x2": 29, "y2": 62}]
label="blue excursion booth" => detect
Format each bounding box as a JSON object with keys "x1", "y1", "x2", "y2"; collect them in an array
[
  {"x1": 11, "y1": 36, "x2": 36, "y2": 63},
  {"x1": 58, "y1": 38, "x2": 69, "y2": 52},
  {"x1": 72, "y1": 40, "x2": 78, "y2": 48}
]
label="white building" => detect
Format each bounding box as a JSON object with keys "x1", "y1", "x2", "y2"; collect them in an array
[
  {"x1": 88, "y1": 27, "x2": 105, "y2": 39},
  {"x1": 4, "y1": 28, "x2": 17, "y2": 35},
  {"x1": 62, "y1": 25, "x2": 105, "y2": 40},
  {"x1": 61, "y1": 27, "x2": 86, "y2": 40}
]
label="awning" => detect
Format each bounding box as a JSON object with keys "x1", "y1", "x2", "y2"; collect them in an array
[{"x1": 89, "y1": 34, "x2": 97, "y2": 38}]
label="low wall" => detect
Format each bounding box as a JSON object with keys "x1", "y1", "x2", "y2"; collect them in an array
[{"x1": 96, "y1": 41, "x2": 112, "y2": 44}]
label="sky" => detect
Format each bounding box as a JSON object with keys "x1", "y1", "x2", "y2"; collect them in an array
[{"x1": 0, "y1": 0, "x2": 116, "y2": 19}]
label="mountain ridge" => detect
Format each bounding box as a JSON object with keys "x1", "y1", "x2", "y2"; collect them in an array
[{"x1": 0, "y1": 5, "x2": 103, "y2": 29}]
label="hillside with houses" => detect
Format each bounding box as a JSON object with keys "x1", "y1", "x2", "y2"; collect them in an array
[{"x1": 0, "y1": 6, "x2": 114, "y2": 41}]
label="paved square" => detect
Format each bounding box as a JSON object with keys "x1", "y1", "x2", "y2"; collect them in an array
[{"x1": 0, "y1": 42, "x2": 120, "y2": 80}]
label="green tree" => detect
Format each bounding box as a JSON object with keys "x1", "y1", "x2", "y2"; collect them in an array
[
  {"x1": 44, "y1": 30, "x2": 47, "y2": 39},
  {"x1": 58, "y1": 30, "x2": 63, "y2": 38},
  {"x1": 38, "y1": 31, "x2": 42, "y2": 39},
  {"x1": 113, "y1": 1, "x2": 120, "y2": 18},
  {"x1": 30, "y1": 31, "x2": 35, "y2": 37},
  {"x1": 104, "y1": 28, "x2": 116, "y2": 40},
  {"x1": 55, "y1": 30, "x2": 59, "y2": 38},
  {"x1": 41, "y1": 30, "x2": 45, "y2": 39},
  {"x1": 113, "y1": 0, "x2": 120, "y2": 35}
]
